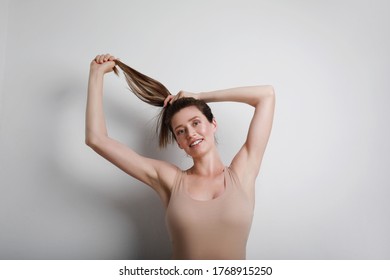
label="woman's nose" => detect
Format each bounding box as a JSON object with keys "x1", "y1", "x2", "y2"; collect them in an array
[{"x1": 186, "y1": 127, "x2": 196, "y2": 138}]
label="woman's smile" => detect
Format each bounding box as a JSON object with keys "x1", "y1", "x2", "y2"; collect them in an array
[{"x1": 189, "y1": 138, "x2": 203, "y2": 148}]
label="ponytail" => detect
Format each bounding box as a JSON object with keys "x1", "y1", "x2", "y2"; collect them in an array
[
  {"x1": 113, "y1": 60, "x2": 213, "y2": 149},
  {"x1": 113, "y1": 60, "x2": 171, "y2": 147},
  {"x1": 113, "y1": 60, "x2": 171, "y2": 107}
]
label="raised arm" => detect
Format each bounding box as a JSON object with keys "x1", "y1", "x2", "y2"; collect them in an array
[
  {"x1": 203, "y1": 86, "x2": 274, "y2": 178},
  {"x1": 85, "y1": 54, "x2": 177, "y2": 206},
  {"x1": 169, "y1": 86, "x2": 275, "y2": 185}
]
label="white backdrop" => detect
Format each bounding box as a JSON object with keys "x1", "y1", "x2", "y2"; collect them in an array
[{"x1": 1, "y1": 0, "x2": 389, "y2": 259}]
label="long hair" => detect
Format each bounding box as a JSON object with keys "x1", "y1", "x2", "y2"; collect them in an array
[
  {"x1": 113, "y1": 60, "x2": 213, "y2": 148},
  {"x1": 114, "y1": 60, "x2": 171, "y2": 106}
]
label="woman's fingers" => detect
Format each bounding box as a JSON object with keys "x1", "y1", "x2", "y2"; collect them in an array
[
  {"x1": 98, "y1": 55, "x2": 104, "y2": 63},
  {"x1": 94, "y1": 54, "x2": 116, "y2": 64},
  {"x1": 163, "y1": 95, "x2": 174, "y2": 107},
  {"x1": 104, "y1": 53, "x2": 115, "y2": 62},
  {"x1": 93, "y1": 55, "x2": 101, "y2": 63},
  {"x1": 163, "y1": 90, "x2": 196, "y2": 107},
  {"x1": 91, "y1": 54, "x2": 117, "y2": 74}
]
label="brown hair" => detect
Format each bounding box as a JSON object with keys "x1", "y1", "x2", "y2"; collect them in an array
[
  {"x1": 113, "y1": 60, "x2": 214, "y2": 148},
  {"x1": 113, "y1": 60, "x2": 170, "y2": 106}
]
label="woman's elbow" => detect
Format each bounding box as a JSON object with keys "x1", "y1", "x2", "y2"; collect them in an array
[
  {"x1": 85, "y1": 137, "x2": 96, "y2": 149},
  {"x1": 258, "y1": 85, "x2": 275, "y2": 97},
  {"x1": 252, "y1": 85, "x2": 275, "y2": 106},
  {"x1": 85, "y1": 134, "x2": 103, "y2": 149}
]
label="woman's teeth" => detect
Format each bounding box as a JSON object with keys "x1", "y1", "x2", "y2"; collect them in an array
[{"x1": 190, "y1": 139, "x2": 203, "y2": 147}]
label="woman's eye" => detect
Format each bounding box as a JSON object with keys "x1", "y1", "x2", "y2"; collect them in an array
[
  {"x1": 193, "y1": 120, "x2": 200, "y2": 126},
  {"x1": 176, "y1": 129, "x2": 184, "y2": 135}
]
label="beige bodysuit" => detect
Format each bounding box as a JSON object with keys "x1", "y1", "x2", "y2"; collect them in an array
[{"x1": 165, "y1": 166, "x2": 254, "y2": 260}]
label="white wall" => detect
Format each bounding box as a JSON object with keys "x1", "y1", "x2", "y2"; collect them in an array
[
  {"x1": 1, "y1": 0, "x2": 389, "y2": 259},
  {"x1": 0, "y1": 0, "x2": 9, "y2": 124}
]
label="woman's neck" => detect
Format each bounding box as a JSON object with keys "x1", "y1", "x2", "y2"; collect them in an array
[{"x1": 189, "y1": 149, "x2": 224, "y2": 176}]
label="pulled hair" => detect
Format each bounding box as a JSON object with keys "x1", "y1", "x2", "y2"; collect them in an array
[
  {"x1": 113, "y1": 60, "x2": 214, "y2": 148},
  {"x1": 114, "y1": 60, "x2": 170, "y2": 106}
]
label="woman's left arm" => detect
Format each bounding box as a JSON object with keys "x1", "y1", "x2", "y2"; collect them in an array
[{"x1": 199, "y1": 86, "x2": 275, "y2": 183}]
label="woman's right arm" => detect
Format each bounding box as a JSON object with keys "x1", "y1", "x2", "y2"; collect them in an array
[{"x1": 85, "y1": 54, "x2": 177, "y2": 205}]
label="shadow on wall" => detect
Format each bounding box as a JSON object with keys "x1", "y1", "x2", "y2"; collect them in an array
[{"x1": 46, "y1": 79, "x2": 173, "y2": 259}]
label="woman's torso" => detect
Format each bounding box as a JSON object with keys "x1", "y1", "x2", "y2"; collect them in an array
[{"x1": 165, "y1": 166, "x2": 254, "y2": 260}]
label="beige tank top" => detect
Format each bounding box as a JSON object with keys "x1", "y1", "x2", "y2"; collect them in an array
[{"x1": 165, "y1": 166, "x2": 254, "y2": 260}]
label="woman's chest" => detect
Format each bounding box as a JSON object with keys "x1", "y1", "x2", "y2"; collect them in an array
[{"x1": 184, "y1": 173, "x2": 226, "y2": 201}]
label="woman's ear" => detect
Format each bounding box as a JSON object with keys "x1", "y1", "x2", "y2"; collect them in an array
[{"x1": 212, "y1": 118, "x2": 217, "y2": 132}]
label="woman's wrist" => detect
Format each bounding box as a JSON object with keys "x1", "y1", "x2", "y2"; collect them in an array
[
  {"x1": 89, "y1": 67, "x2": 105, "y2": 79},
  {"x1": 196, "y1": 91, "x2": 204, "y2": 101}
]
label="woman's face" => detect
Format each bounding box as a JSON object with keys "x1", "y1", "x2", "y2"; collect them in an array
[{"x1": 170, "y1": 106, "x2": 217, "y2": 157}]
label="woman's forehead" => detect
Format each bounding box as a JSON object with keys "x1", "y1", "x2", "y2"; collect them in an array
[{"x1": 171, "y1": 106, "x2": 204, "y2": 127}]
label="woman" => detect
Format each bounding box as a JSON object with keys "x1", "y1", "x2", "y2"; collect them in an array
[{"x1": 86, "y1": 54, "x2": 275, "y2": 259}]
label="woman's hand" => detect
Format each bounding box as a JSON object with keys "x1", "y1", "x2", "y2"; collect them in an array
[
  {"x1": 163, "y1": 90, "x2": 198, "y2": 107},
  {"x1": 90, "y1": 54, "x2": 117, "y2": 75}
]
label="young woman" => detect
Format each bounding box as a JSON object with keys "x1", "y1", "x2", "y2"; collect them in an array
[{"x1": 86, "y1": 54, "x2": 275, "y2": 260}]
